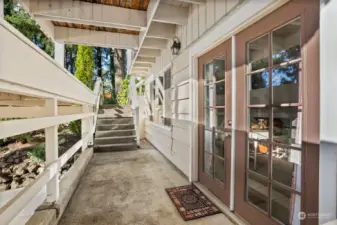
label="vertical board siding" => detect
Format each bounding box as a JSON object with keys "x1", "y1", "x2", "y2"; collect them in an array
[{"x1": 143, "y1": 0, "x2": 242, "y2": 178}]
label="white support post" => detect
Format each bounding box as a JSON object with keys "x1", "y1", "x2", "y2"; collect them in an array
[
  {"x1": 44, "y1": 98, "x2": 59, "y2": 203},
  {"x1": 81, "y1": 104, "x2": 90, "y2": 151},
  {"x1": 0, "y1": 0, "x2": 4, "y2": 21},
  {"x1": 54, "y1": 41, "x2": 65, "y2": 68}
]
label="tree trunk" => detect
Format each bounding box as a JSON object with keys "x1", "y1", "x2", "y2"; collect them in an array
[
  {"x1": 97, "y1": 47, "x2": 102, "y2": 78},
  {"x1": 110, "y1": 48, "x2": 116, "y2": 99}
]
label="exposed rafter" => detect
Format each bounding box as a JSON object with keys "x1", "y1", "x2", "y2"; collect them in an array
[
  {"x1": 136, "y1": 56, "x2": 156, "y2": 64},
  {"x1": 147, "y1": 22, "x2": 176, "y2": 40},
  {"x1": 134, "y1": 63, "x2": 153, "y2": 68},
  {"x1": 176, "y1": 0, "x2": 205, "y2": 4},
  {"x1": 138, "y1": 48, "x2": 161, "y2": 57},
  {"x1": 152, "y1": 3, "x2": 189, "y2": 25},
  {"x1": 30, "y1": 0, "x2": 147, "y2": 31},
  {"x1": 142, "y1": 38, "x2": 168, "y2": 49}
]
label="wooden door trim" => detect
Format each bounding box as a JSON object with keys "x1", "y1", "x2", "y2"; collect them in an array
[{"x1": 197, "y1": 39, "x2": 232, "y2": 206}]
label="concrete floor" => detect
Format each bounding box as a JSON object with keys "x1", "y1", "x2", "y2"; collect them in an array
[{"x1": 59, "y1": 142, "x2": 234, "y2": 225}]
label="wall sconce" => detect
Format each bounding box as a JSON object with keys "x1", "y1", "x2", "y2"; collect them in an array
[{"x1": 171, "y1": 36, "x2": 181, "y2": 55}]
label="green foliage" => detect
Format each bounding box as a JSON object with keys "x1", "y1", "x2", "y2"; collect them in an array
[
  {"x1": 27, "y1": 144, "x2": 45, "y2": 162},
  {"x1": 104, "y1": 97, "x2": 117, "y2": 105},
  {"x1": 117, "y1": 75, "x2": 131, "y2": 105},
  {"x1": 69, "y1": 120, "x2": 81, "y2": 136},
  {"x1": 4, "y1": 0, "x2": 54, "y2": 57},
  {"x1": 75, "y1": 45, "x2": 95, "y2": 89}
]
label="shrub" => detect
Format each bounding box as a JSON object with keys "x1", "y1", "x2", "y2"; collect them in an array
[
  {"x1": 69, "y1": 120, "x2": 81, "y2": 136},
  {"x1": 27, "y1": 144, "x2": 45, "y2": 162}
]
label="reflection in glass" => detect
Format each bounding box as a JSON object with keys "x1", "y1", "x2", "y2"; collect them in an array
[
  {"x1": 272, "y1": 18, "x2": 301, "y2": 65},
  {"x1": 204, "y1": 62, "x2": 213, "y2": 84},
  {"x1": 204, "y1": 85, "x2": 214, "y2": 107},
  {"x1": 249, "y1": 108, "x2": 269, "y2": 140},
  {"x1": 204, "y1": 130, "x2": 213, "y2": 153},
  {"x1": 271, "y1": 184, "x2": 301, "y2": 225},
  {"x1": 273, "y1": 107, "x2": 302, "y2": 146},
  {"x1": 204, "y1": 108, "x2": 212, "y2": 129},
  {"x1": 248, "y1": 34, "x2": 269, "y2": 72},
  {"x1": 272, "y1": 63, "x2": 299, "y2": 105},
  {"x1": 248, "y1": 140, "x2": 269, "y2": 178},
  {"x1": 204, "y1": 153, "x2": 213, "y2": 176},
  {"x1": 214, "y1": 132, "x2": 225, "y2": 158},
  {"x1": 216, "y1": 82, "x2": 225, "y2": 106},
  {"x1": 248, "y1": 71, "x2": 269, "y2": 105},
  {"x1": 247, "y1": 172, "x2": 268, "y2": 213},
  {"x1": 272, "y1": 146, "x2": 301, "y2": 192},
  {"x1": 214, "y1": 157, "x2": 225, "y2": 183},
  {"x1": 215, "y1": 108, "x2": 225, "y2": 130},
  {"x1": 213, "y1": 58, "x2": 225, "y2": 81}
]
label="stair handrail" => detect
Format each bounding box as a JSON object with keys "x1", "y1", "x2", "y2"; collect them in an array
[{"x1": 93, "y1": 77, "x2": 103, "y2": 129}]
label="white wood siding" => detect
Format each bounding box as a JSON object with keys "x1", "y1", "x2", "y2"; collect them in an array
[{"x1": 144, "y1": 0, "x2": 242, "y2": 175}]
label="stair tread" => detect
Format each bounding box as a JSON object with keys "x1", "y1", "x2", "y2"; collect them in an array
[
  {"x1": 98, "y1": 123, "x2": 134, "y2": 126},
  {"x1": 96, "y1": 129, "x2": 135, "y2": 133},
  {"x1": 95, "y1": 143, "x2": 137, "y2": 147},
  {"x1": 95, "y1": 135, "x2": 136, "y2": 140}
]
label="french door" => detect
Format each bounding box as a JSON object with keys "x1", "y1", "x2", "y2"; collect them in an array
[
  {"x1": 235, "y1": 0, "x2": 319, "y2": 225},
  {"x1": 198, "y1": 39, "x2": 232, "y2": 206}
]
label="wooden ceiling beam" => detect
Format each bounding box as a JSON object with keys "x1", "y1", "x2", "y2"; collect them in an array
[
  {"x1": 30, "y1": 0, "x2": 147, "y2": 31},
  {"x1": 136, "y1": 56, "x2": 156, "y2": 64},
  {"x1": 138, "y1": 48, "x2": 161, "y2": 57},
  {"x1": 54, "y1": 27, "x2": 139, "y2": 49}
]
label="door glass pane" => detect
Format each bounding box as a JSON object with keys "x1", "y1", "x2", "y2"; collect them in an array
[
  {"x1": 247, "y1": 172, "x2": 268, "y2": 213},
  {"x1": 204, "y1": 107, "x2": 212, "y2": 129},
  {"x1": 214, "y1": 157, "x2": 225, "y2": 183},
  {"x1": 216, "y1": 82, "x2": 225, "y2": 106},
  {"x1": 273, "y1": 107, "x2": 302, "y2": 146},
  {"x1": 248, "y1": 34, "x2": 269, "y2": 72},
  {"x1": 272, "y1": 63, "x2": 299, "y2": 105},
  {"x1": 271, "y1": 184, "x2": 301, "y2": 225},
  {"x1": 248, "y1": 140, "x2": 269, "y2": 178},
  {"x1": 204, "y1": 62, "x2": 213, "y2": 84},
  {"x1": 204, "y1": 84, "x2": 214, "y2": 107},
  {"x1": 249, "y1": 108, "x2": 269, "y2": 140},
  {"x1": 215, "y1": 108, "x2": 225, "y2": 131},
  {"x1": 214, "y1": 58, "x2": 225, "y2": 81},
  {"x1": 272, "y1": 146, "x2": 301, "y2": 192},
  {"x1": 214, "y1": 132, "x2": 225, "y2": 158},
  {"x1": 272, "y1": 18, "x2": 301, "y2": 65},
  {"x1": 204, "y1": 153, "x2": 213, "y2": 176},
  {"x1": 249, "y1": 71, "x2": 269, "y2": 105},
  {"x1": 204, "y1": 130, "x2": 213, "y2": 153}
]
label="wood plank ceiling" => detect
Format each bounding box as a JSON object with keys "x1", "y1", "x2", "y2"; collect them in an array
[
  {"x1": 78, "y1": 0, "x2": 150, "y2": 10},
  {"x1": 52, "y1": 21, "x2": 140, "y2": 35}
]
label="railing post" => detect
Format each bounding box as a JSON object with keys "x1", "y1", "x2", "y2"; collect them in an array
[
  {"x1": 44, "y1": 98, "x2": 59, "y2": 203},
  {"x1": 0, "y1": 0, "x2": 4, "y2": 21},
  {"x1": 81, "y1": 104, "x2": 90, "y2": 151}
]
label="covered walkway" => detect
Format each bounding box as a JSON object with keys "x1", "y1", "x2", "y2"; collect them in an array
[{"x1": 59, "y1": 142, "x2": 234, "y2": 225}]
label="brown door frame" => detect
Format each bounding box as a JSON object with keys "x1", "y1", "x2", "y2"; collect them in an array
[
  {"x1": 197, "y1": 39, "x2": 232, "y2": 206},
  {"x1": 235, "y1": 0, "x2": 319, "y2": 225}
]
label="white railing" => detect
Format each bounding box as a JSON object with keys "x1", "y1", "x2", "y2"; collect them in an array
[{"x1": 0, "y1": 19, "x2": 103, "y2": 225}]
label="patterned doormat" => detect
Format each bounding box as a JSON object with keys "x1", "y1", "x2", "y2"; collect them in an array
[{"x1": 165, "y1": 184, "x2": 221, "y2": 221}]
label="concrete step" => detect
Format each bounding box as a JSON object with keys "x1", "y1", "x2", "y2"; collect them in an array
[
  {"x1": 95, "y1": 130, "x2": 135, "y2": 138},
  {"x1": 94, "y1": 143, "x2": 138, "y2": 152},
  {"x1": 94, "y1": 136, "x2": 136, "y2": 145},
  {"x1": 97, "y1": 117, "x2": 133, "y2": 125},
  {"x1": 101, "y1": 104, "x2": 131, "y2": 110},
  {"x1": 96, "y1": 124, "x2": 135, "y2": 131}
]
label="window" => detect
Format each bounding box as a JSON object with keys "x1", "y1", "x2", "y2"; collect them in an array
[
  {"x1": 164, "y1": 69, "x2": 172, "y2": 126},
  {"x1": 246, "y1": 18, "x2": 302, "y2": 225}
]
